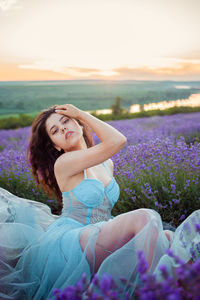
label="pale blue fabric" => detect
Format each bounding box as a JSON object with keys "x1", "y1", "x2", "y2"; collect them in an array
[
  {"x1": 61, "y1": 162, "x2": 120, "y2": 226},
  {"x1": 0, "y1": 161, "x2": 199, "y2": 299}
]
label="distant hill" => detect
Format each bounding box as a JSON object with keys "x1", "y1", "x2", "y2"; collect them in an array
[{"x1": 0, "y1": 80, "x2": 200, "y2": 117}]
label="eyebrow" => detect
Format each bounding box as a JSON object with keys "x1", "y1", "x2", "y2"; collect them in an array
[{"x1": 49, "y1": 115, "x2": 67, "y2": 132}]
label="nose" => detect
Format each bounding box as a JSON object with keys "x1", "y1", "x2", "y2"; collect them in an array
[{"x1": 60, "y1": 126, "x2": 67, "y2": 133}]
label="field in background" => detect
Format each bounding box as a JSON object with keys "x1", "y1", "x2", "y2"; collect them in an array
[
  {"x1": 0, "y1": 80, "x2": 200, "y2": 118},
  {"x1": 1, "y1": 80, "x2": 200, "y2": 226},
  {"x1": 0, "y1": 112, "x2": 200, "y2": 227}
]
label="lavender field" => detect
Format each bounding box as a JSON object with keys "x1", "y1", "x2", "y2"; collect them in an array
[{"x1": 0, "y1": 112, "x2": 200, "y2": 226}]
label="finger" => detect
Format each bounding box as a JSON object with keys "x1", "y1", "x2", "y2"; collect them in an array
[
  {"x1": 55, "y1": 109, "x2": 68, "y2": 113},
  {"x1": 54, "y1": 106, "x2": 66, "y2": 111},
  {"x1": 55, "y1": 105, "x2": 67, "y2": 109},
  {"x1": 55, "y1": 108, "x2": 68, "y2": 111},
  {"x1": 55, "y1": 107, "x2": 68, "y2": 111}
]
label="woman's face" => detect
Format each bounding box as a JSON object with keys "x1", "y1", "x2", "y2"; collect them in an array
[{"x1": 45, "y1": 113, "x2": 84, "y2": 152}]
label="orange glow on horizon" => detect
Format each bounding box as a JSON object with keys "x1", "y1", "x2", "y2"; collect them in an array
[
  {"x1": 0, "y1": 61, "x2": 200, "y2": 82},
  {"x1": 0, "y1": 62, "x2": 72, "y2": 81},
  {"x1": 1, "y1": 0, "x2": 200, "y2": 81}
]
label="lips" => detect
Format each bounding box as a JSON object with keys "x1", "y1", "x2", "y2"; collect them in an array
[{"x1": 65, "y1": 131, "x2": 74, "y2": 139}]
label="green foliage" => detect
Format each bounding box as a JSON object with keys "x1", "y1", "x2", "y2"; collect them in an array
[
  {"x1": 111, "y1": 97, "x2": 125, "y2": 116},
  {"x1": 0, "y1": 80, "x2": 200, "y2": 117},
  {"x1": 111, "y1": 138, "x2": 200, "y2": 227},
  {"x1": 1, "y1": 105, "x2": 200, "y2": 129},
  {"x1": 92, "y1": 106, "x2": 200, "y2": 122},
  {"x1": 0, "y1": 114, "x2": 36, "y2": 129},
  {"x1": 112, "y1": 166, "x2": 200, "y2": 227},
  {"x1": 0, "y1": 169, "x2": 61, "y2": 215}
]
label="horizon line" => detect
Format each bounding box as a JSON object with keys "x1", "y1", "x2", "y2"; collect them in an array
[{"x1": 0, "y1": 79, "x2": 200, "y2": 83}]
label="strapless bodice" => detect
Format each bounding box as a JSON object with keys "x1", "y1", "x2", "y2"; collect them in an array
[{"x1": 61, "y1": 161, "x2": 120, "y2": 225}]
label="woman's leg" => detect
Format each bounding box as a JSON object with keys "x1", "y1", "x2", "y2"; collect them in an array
[
  {"x1": 80, "y1": 209, "x2": 163, "y2": 272},
  {"x1": 164, "y1": 230, "x2": 174, "y2": 247}
]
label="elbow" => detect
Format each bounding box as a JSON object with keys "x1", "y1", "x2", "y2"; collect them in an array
[
  {"x1": 110, "y1": 135, "x2": 127, "y2": 150},
  {"x1": 119, "y1": 136, "x2": 127, "y2": 148},
  {"x1": 122, "y1": 135, "x2": 127, "y2": 144},
  {"x1": 119, "y1": 135, "x2": 127, "y2": 146}
]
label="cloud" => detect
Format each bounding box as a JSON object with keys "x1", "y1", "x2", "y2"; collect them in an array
[
  {"x1": 10, "y1": 60, "x2": 200, "y2": 81},
  {"x1": 19, "y1": 61, "x2": 102, "y2": 78},
  {"x1": 166, "y1": 50, "x2": 200, "y2": 63},
  {"x1": 0, "y1": 0, "x2": 22, "y2": 15},
  {"x1": 20, "y1": 63, "x2": 100, "y2": 74},
  {"x1": 113, "y1": 62, "x2": 200, "y2": 80}
]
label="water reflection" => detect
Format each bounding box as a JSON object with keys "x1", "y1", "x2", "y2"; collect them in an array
[{"x1": 130, "y1": 93, "x2": 200, "y2": 113}]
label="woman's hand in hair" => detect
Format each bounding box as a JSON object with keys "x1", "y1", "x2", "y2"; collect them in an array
[{"x1": 55, "y1": 104, "x2": 83, "y2": 119}]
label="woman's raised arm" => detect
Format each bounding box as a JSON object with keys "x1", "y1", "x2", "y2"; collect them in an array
[{"x1": 54, "y1": 104, "x2": 126, "y2": 177}]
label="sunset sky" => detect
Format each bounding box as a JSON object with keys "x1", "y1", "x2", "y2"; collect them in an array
[{"x1": 0, "y1": 0, "x2": 200, "y2": 81}]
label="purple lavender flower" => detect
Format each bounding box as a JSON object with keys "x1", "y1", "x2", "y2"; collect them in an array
[
  {"x1": 195, "y1": 224, "x2": 200, "y2": 234},
  {"x1": 137, "y1": 250, "x2": 148, "y2": 275},
  {"x1": 1, "y1": 112, "x2": 200, "y2": 223}
]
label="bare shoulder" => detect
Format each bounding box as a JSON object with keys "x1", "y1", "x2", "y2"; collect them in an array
[
  {"x1": 54, "y1": 153, "x2": 69, "y2": 180},
  {"x1": 106, "y1": 158, "x2": 114, "y2": 176},
  {"x1": 54, "y1": 154, "x2": 65, "y2": 172}
]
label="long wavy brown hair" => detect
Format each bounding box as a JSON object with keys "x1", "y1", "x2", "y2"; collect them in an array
[{"x1": 27, "y1": 105, "x2": 94, "y2": 207}]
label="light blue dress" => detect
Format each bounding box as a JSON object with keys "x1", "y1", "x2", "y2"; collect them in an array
[{"x1": 0, "y1": 161, "x2": 199, "y2": 299}]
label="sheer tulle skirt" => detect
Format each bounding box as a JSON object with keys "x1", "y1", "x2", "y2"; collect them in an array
[{"x1": 0, "y1": 188, "x2": 199, "y2": 299}]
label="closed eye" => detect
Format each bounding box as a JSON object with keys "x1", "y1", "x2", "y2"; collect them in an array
[
  {"x1": 51, "y1": 118, "x2": 69, "y2": 135},
  {"x1": 52, "y1": 129, "x2": 58, "y2": 135}
]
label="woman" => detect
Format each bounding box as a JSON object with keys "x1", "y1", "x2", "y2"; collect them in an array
[{"x1": 0, "y1": 104, "x2": 199, "y2": 299}]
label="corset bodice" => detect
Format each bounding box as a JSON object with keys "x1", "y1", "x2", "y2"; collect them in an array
[{"x1": 61, "y1": 161, "x2": 120, "y2": 225}]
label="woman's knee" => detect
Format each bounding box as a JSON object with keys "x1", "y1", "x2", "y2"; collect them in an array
[{"x1": 121, "y1": 209, "x2": 150, "y2": 236}]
